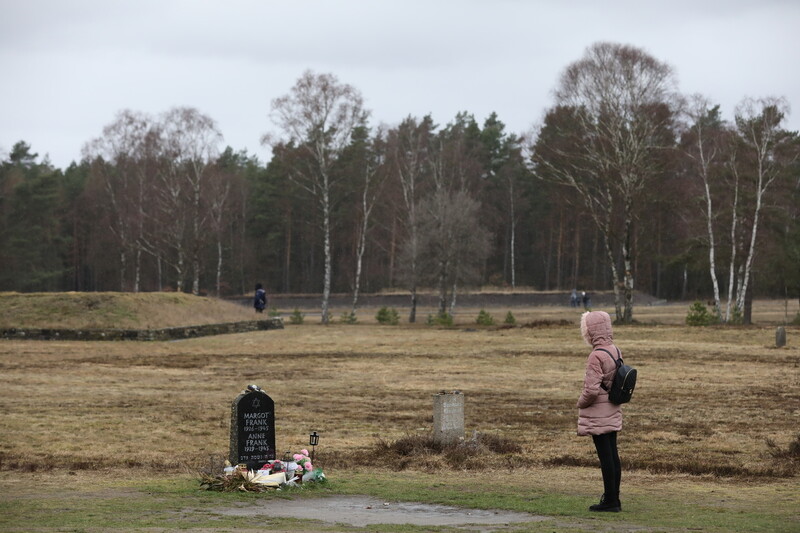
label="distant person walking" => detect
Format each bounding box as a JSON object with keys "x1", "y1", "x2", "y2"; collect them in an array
[
  {"x1": 582, "y1": 291, "x2": 591, "y2": 309},
  {"x1": 254, "y1": 283, "x2": 267, "y2": 313},
  {"x1": 570, "y1": 289, "x2": 578, "y2": 307},
  {"x1": 577, "y1": 310, "x2": 623, "y2": 512}
]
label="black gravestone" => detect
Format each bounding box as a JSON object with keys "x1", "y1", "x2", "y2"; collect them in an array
[{"x1": 229, "y1": 387, "x2": 276, "y2": 469}]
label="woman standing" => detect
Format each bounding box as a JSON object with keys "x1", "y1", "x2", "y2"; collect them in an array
[{"x1": 577, "y1": 310, "x2": 623, "y2": 512}]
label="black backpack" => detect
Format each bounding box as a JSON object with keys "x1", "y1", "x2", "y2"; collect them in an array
[{"x1": 597, "y1": 347, "x2": 637, "y2": 405}]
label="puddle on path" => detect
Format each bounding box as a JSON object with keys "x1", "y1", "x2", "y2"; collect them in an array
[{"x1": 215, "y1": 495, "x2": 547, "y2": 528}]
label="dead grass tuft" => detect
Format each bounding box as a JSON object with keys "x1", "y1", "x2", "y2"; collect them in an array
[
  {"x1": 543, "y1": 455, "x2": 595, "y2": 468},
  {"x1": 367, "y1": 432, "x2": 524, "y2": 471},
  {"x1": 766, "y1": 433, "x2": 800, "y2": 475},
  {"x1": 521, "y1": 319, "x2": 573, "y2": 328}
]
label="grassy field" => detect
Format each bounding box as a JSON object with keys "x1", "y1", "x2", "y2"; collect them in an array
[{"x1": 0, "y1": 293, "x2": 798, "y2": 532}]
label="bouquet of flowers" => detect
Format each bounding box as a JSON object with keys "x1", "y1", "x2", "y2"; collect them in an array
[{"x1": 292, "y1": 449, "x2": 314, "y2": 473}]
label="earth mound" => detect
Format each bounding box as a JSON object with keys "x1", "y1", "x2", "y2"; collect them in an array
[{"x1": 0, "y1": 291, "x2": 257, "y2": 330}]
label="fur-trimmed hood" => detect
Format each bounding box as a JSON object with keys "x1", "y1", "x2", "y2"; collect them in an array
[{"x1": 581, "y1": 311, "x2": 614, "y2": 347}]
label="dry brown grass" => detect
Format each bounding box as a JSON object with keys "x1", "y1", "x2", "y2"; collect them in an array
[{"x1": 1, "y1": 298, "x2": 799, "y2": 484}]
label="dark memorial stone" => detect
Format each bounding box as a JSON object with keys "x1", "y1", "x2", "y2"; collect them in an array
[{"x1": 229, "y1": 387, "x2": 276, "y2": 468}]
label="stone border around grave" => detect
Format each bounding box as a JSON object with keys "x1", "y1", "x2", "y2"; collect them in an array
[{"x1": 1, "y1": 317, "x2": 284, "y2": 341}]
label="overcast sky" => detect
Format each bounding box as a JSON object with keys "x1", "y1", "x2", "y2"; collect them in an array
[{"x1": 2, "y1": 0, "x2": 799, "y2": 169}]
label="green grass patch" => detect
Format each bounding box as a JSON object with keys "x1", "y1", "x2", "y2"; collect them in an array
[{"x1": 2, "y1": 471, "x2": 796, "y2": 532}]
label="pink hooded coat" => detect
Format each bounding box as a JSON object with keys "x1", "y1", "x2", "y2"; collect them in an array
[{"x1": 576, "y1": 311, "x2": 622, "y2": 436}]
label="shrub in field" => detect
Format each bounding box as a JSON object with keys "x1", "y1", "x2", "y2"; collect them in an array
[
  {"x1": 289, "y1": 308, "x2": 305, "y2": 325},
  {"x1": 793, "y1": 312, "x2": 800, "y2": 326},
  {"x1": 372, "y1": 432, "x2": 524, "y2": 470},
  {"x1": 340, "y1": 311, "x2": 357, "y2": 324},
  {"x1": 686, "y1": 301, "x2": 717, "y2": 326},
  {"x1": 427, "y1": 312, "x2": 453, "y2": 326},
  {"x1": 504, "y1": 311, "x2": 516, "y2": 325},
  {"x1": 476, "y1": 309, "x2": 494, "y2": 326},
  {"x1": 765, "y1": 433, "x2": 800, "y2": 475},
  {"x1": 268, "y1": 307, "x2": 280, "y2": 317},
  {"x1": 375, "y1": 306, "x2": 400, "y2": 325}
]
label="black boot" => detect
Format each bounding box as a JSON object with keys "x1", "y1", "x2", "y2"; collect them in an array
[{"x1": 589, "y1": 493, "x2": 621, "y2": 512}]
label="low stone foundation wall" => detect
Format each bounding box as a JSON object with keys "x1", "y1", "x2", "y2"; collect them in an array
[{"x1": 1, "y1": 318, "x2": 284, "y2": 341}]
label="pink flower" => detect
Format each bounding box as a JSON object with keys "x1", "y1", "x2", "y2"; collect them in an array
[
  {"x1": 300, "y1": 449, "x2": 309, "y2": 456},
  {"x1": 293, "y1": 454, "x2": 304, "y2": 462},
  {"x1": 304, "y1": 462, "x2": 313, "y2": 471}
]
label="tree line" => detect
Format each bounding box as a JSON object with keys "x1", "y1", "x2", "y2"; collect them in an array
[{"x1": 1, "y1": 42, "x2": 798, "y2": 323}]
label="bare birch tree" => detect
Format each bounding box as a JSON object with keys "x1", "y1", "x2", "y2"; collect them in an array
[
  {"x1": 160, "y1": 107, "x2": 222, "y2": 295},
  {"x1": 207, "y1": 159, "x2": 234, "y2": 297},
  {"x1": 265, "y1": 70, "x2": 368, "y2": 324},
  {"x1": 724, "y1": 146, "x2": 742, "y2": 322},
  {"x1": 429, "y1": 113, "x2": 486, "y2": 311},
  {"x1": 681, "y1": 96, "x2": 727, "y2": 317},
  {"x1": 83, "y1": 110, "x2": 161, "y2": 292},
  {"x1": 730, "y1": 97, "x2": 797, "y2": 321},
  {"x1": 532, "y1": 42, "x2": 681, "y2": 323},
  {"x1": 414, "y1": 188, "x2": 491, "y2": 316},
  {"x1": 347, "y1": 127, "x2": 387, "y2": 318},
  {"x1": 387, "y1": 115, "x2": 435, "y2": 322}
]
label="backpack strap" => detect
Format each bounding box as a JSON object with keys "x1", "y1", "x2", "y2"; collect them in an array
[
  {"x1": 595, "y1": 347, "x2": 622, "y2": 391},
  {"x1": 596, "y1": 347, "x2": 622, "y2": 365}
]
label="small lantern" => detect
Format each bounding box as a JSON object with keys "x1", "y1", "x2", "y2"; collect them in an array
[{"x1": 309, "y1": 431, "x2": 320, "y2": 462}]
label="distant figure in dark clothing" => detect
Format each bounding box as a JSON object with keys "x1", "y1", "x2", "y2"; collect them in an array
[
  {"x1": 570, "y1": 289, "x2": 579, "y2": 307},
  {"x1": 254, "y1": 283, "x2": 267, "y2": 313},
  {"x1": 582, "y1": 291, "x2": 591, "y2": 310}
]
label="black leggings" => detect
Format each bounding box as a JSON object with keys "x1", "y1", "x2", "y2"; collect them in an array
[{"x1": 592, "y1": 431, "x2": 621, "y2": 498}]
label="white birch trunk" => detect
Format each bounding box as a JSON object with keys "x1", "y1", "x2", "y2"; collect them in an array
[
  {"x1": 510, "y1": 212, "x2": 516, "y2": 289},
  {"x1": 321, "y1": 175, "x2": 332, "y2": 325},
  {"x1": 702, "y1": 176, "x2": 721, "y2": 315},
  {"x1": 191, "y1": 173, "x2": 202, "y2": 296},
  {"x1": 724, "y1": 165, "x2": 740, "y2": 322},
  {"x1": 600, "y1": 221, "x2": 623, "y2": 322},
  {"x1": 119, "y1": 251, "x2": 127, "y2": 292},
  {"x1": 216, "y1": 239, "x2": 223, "y2": 297},
  {"x1": 192, "y1": 258, "x2": 200, "y2": 296},
  {"x1": 134, "y1": 247, "x2": 141, "y2": 293},
  {"x1": 693, "y1": 120, "x2": 722, "y2": 315},
  {"x1": 350, "y1": 193, "x2": 372, "y2": 317},
  {"x1": 508, "y1": 177, "x2": 516, "y2": 288},
  {"x1": 622, "y1": 202, "x2": 634, "y2": 323},
  {"x1": 437, "y1": 264, "x2": 448, "y2": 316},
  {"x1": 175, "y1": 249, "x2": 185, "y2": 293},
  {"x1": 449, "y1": 279, "x2": 458, "y2": 316}
]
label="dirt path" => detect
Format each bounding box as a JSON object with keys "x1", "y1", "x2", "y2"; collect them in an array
[{"x1": 213, "y1": 495, "x2": 548, "y2": 530}]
